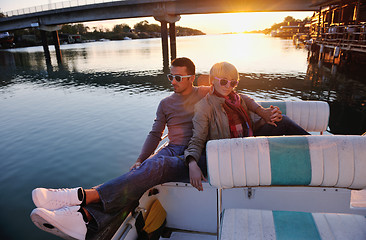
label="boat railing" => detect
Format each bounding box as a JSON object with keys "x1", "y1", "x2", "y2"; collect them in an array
[
  {"x1": 113, "y1": 209, "x2": 145, "y2": 240},
  {"x1": 155, "y1": 133, "x2": 168, "y2": 153}
]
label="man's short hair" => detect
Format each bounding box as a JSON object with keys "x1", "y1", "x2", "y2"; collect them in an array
[{"x1": 171, "y1": 57, "x2": 195, "y2": 75}]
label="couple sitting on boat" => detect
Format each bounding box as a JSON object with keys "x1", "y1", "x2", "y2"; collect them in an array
[{"x1": 30, "y1": 57, "x2": 309, "y2": 239}]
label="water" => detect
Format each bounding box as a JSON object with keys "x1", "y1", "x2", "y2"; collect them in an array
[{"x1": 0, "y1": 34, "x2": 365, "y2": 239}]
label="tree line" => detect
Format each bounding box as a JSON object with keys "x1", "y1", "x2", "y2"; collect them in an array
[
  {"x1": 59, "y1": 20, "x2": 205, "y2": 40},
  {"x1": 7, "y1": 20, "x2": 204, "y2": 47},
  {"x1": 261, "y1": 16, "x2": 312, "y2": 34}
]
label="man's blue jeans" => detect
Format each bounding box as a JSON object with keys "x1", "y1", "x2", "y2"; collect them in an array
[{"x1": 84, "y1": 144, "x2": 207, "y2": 232}]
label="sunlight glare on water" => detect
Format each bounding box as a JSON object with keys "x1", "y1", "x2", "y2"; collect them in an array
[{"x1": 177, "y1": 34, "x2": 308, "y2": 74}]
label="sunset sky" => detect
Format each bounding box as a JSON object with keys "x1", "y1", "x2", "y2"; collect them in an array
[
  {"x1": 86, "y1": 11, "x2": 313, "y2": 34},
  {"x1": 1, "y1": 0, "x2": 313, "y2": 34}
]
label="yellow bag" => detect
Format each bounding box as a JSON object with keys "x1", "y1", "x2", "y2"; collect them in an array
[{"x1": 143, "y1": 199, "x2": 167, "y2": 234}]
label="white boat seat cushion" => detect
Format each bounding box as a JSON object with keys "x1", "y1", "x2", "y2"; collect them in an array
[
  {"x1": 221, "y1": 208, "x2": 366, "y2": 240},
  {"x1": 206, "y1": 135, "x2": 366, "y2": 189},
  {"x1": 254, "y1": 101, "x2": 329, "y2": 133}
]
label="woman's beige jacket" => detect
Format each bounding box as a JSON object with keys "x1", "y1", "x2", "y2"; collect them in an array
[{"x1": 184, "y1": 93, "x2": 260, "y2": 164}]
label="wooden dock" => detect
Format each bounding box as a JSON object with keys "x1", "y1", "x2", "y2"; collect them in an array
[{"x1": 308, "y1": 0, "x2": 366, "y2": 66}]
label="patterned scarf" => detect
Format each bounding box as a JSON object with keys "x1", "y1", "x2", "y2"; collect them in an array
[{"x1": 214, "y1": 90, "x2": 253, "y2": 138}]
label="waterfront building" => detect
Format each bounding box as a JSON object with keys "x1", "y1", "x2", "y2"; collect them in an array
[{"x1": 309, "y1": 0, "x2": 366, "y2": 66}]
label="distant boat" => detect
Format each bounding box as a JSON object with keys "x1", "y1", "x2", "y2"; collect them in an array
[
  {"x1": 0, "y1": 32, "x2": 15, "y2": 48},
  {"x1": 124, "y1": 36, "x2": 132, "y2": 40},
  {"x1": 270, "y1": 30, "x2": 278, "y2": 37},
  {"x1": 58, "y1": 34, "x2": 82, "y2": 44}
]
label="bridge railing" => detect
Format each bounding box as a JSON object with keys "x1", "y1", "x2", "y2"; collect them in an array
[{"x1": 3, "y1": 0, "x2": 125, "y2": 17}]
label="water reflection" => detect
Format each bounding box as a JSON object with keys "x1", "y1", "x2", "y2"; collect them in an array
[
  {"x1": 304, "y1": 63, "x2": 366, "y2": 134},
  {"x1": 0, "y1": 48, "x2": 172, "y2": 92},
  {"x1": 1, "y1": 36, "x2": 365, "y2": 136},
  {"x1": 2, "y1": 51, "x2": 366, "y2": 135},
  {"x1": 0, "y1": 69, "x2": 172, "y2": 95}
]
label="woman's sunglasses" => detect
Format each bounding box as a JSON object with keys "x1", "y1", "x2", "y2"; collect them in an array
[
  {"x1": 167, "y1": 74, "x2": 193, "y2": 82},
  {"x1": 214, "y1": 77, "x2": 238, "y2": 87}
]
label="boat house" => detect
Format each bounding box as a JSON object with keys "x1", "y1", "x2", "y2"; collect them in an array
[{"x1": 309, "y1": 0, "x2": 366, "y2": 65}]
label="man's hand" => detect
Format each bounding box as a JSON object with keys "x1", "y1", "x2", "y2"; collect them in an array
[
  {"x1": 188, "y1": 159, "x2": 207, "y2": 191},
  {"x1": 130, "y1": 159, "x2": 143, "y2": 171}
]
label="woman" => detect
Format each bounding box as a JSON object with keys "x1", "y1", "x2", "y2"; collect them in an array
[{"x1": 184, "y1": 62, "x2": 309, "y2": 190}]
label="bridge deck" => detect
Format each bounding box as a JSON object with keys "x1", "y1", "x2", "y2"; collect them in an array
[{"x1": 0, "y1": 0, "x2": 319, "y2": 32}]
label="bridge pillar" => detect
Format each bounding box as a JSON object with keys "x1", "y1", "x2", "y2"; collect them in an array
[
  {"x1": 160, "y1": 20, "x2": 169, "y2": 70},
  {"x1": 169, "y1": 22, "x2": 177, "y2": 61},
  {"x1": 52, "y1": 31, "x2": 62, "y2": 64},
  {"x1": 154, "y1": 13, "x2": 181, "y2": 71},
  {"x1": 40, "y1": 30, "x2": 52, "y2": 66},
  {"x1": 39, "y1": 25, "x2": 62, "y2": 66}
]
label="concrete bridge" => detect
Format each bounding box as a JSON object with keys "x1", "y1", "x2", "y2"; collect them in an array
[
  {"x1": 0, "y1": 0, "x2": 321, "y2": 67},
  {"x1": 1, "y1": 0, "x2": 320, "y2": 32}
]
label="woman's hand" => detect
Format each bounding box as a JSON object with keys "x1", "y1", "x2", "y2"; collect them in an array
[
  {"x1": 258, "y1": 105, "x2": 282, "y2": 127},
  {"x1": 268, "y1": 105, "x2": 282, "y2": 126},
  {"x1": 188, "y1": 160, "x2": 207, "y2": 191}
]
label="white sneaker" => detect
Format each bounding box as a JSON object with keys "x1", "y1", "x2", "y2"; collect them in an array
[
  {"x1": 32, "y1": 187, "x2": 83, "y2": 210},
  {"x1": 30, "y1": 206, "x2": 87, "y2": 240}
]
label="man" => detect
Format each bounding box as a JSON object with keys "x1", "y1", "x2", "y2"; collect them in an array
[
  {"x1": 30, "y1": 57, "x2": 211, "y2": 240},
  {"x1": 130, "y1": 57, "x2": 210, "y2": 170}
]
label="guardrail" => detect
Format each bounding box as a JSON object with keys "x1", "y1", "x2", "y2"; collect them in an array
[{"x1": 3, "y1": 0, "x2": 125, "y2": 17}]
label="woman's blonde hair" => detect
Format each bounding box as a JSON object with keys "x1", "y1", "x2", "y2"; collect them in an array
[{"x1": 209, "y1": 62, "x2": 239, "y2": 84}]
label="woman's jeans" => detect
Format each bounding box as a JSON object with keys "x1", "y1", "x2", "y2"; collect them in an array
[
  {"x1": 254, "y1": 115, "x2": 310, "y2": 136},
  {"x1": 84, "y1": 144, "x2": 207, "y2": 232}
]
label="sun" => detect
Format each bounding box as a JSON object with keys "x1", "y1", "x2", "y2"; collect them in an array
[{"x1": 224, "y1": 13, "x2": 253, "y2": 33}]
